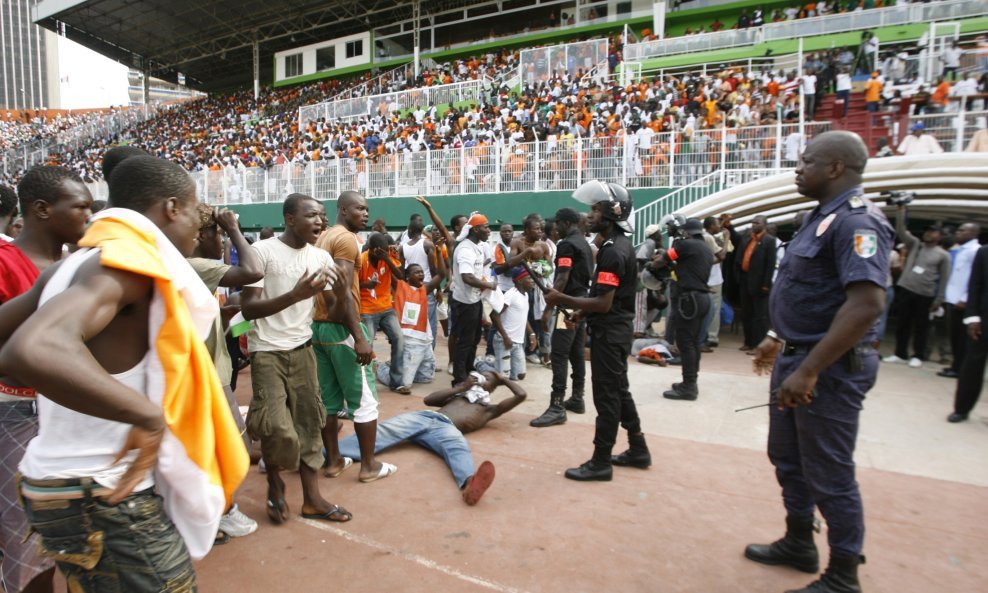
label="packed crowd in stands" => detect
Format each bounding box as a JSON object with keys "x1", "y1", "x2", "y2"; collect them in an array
[{"x1": 2, "y1": 30, "x2": 982, "y2": 190}]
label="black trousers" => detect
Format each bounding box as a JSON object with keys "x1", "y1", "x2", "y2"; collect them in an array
[
  {"x1": 740, "y1": 287, "x2": 770, "y2": 348},
  {"x1": 589, "y1": 327, "x2": 641, "y2": 457},
  {"x1": 954, "y1": 332, "x2": 987, "y2": 415},
  {"x1": 947, "y1": 303, "x2": 969, "y2": 373},
  {"x1": 671, "y1": 291, "x2": 710, "y2": 384},
  {"x1": 893, "y1": 287, "x2": 934, "y2": 360},
  {"x1": 550, "y1": 316, "x2": 586, "y2": 397},
  {"x1": 450, "y1": 298, "x2": 483, "y2": 386}
]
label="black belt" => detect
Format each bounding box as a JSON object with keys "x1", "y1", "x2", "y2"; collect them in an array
[{"x1": 290, "y1": 340, "x2": 312, "y2": 351}]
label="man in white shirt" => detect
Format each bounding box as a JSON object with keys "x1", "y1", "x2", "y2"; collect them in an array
[
  {"x1": 835, "y1": 67, "x2": 852, "y2": 117},
  {"x1": 701, "y1": 217, "x2": 728, "y2": 349},
  {"x1": 241, "y1": 194, "x2": 352, "y2": 525},
  {"x1": 939, "y1": 223, "x2": 982, "y2": 378},
  {"x1": 450, "y1": 213, "x2": 495, "y2": 386},
  {"x1": 897, "y1": 123, "x2": 944, "y2": 156},
  {"x1": 942, "y1": 41, "x2": 962, "y2": 81},
  {"x1": 801, "y1": 70, "x2": 818, "y2": 120}
]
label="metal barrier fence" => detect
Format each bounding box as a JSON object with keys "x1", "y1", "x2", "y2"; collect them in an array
[
  {"x1": 299, "y1": 78, "x2": 488, "y2": 129},
  {"x1": 85, "y1": 120, "x2": 832, "y2": 205},
  {"x1": 1, "y1": 105, "x2": 164, "y2": 177},
  {"x1": 624, "y1": 0, "x2": 987, "y2": 61},
  {"x1": 519, "y1": 39, "x2": 610, "y2": 86},
  {"x1": 897, "y1": 109, "x2": 988, "y2": 153}
]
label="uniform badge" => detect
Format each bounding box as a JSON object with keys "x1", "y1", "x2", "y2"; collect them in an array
[
  {"x1": 816, "y1": 213, "x2": 837, "y2": 237},
  {"x1": 853, "y1": 230, "x2": 878, "y2": 258},
  {"x1": 849, "y1": 196, "x2": 864, "y2": 208}
]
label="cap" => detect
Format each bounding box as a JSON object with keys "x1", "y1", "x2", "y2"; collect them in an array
[
  {"x1": 911, "y1": 122, "x2": 925, "y2": 131},
  {"x1": 644, "y1": 223, "x2": 662, "y2": 238}
]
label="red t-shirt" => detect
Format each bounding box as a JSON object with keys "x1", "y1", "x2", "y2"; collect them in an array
[{"x1": 0, "y1": 241, "x2": 39, "y2": 304}]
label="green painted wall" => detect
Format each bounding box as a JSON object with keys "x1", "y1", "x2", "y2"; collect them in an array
[{"x1": 225, "y1": 188, "x2": 672, "y2": 231}]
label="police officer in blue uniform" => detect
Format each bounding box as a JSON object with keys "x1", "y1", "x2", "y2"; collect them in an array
[
  {"x1": 545, "y1": 180, "x2": 651, "y2": 479},
  {"x1": 745, "y1": 131, "x2": 893, "y2": 593}
]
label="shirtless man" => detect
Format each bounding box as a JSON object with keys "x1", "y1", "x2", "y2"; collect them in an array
[
  {"x1": 0, "y1": 166, "x2": 92, "y2": 593},
  {"x1": 510, "y1": 214, "x2": 553, "y2": 363},
  {"x1": 315, "y1": 191, "x2": 395, "y2": 483},
  {"x1": 0, "y1": 156, "x2": 238, "y2": 590},
  {"x1": 338, "y1": 371, "x2": 526, "y2": 505}
]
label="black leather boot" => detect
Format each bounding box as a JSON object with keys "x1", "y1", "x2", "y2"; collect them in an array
[
  {"x1": 563, "y1": 389, "x2": 585, "y2": 414},
  {"x1": 663, "y1": 381, "x2": 698, "y2": 401},
  {"x1": 744, "y1": 515, "x2": 820, "y2": 573},
  {"x1": 530, "y1": 394, "x2": 567, "y2": 427},
  {"x1": 785, "y1": 554, "x2": 864, "y2": 593},
  {"x1": 612, "y1": 432, "x2": 651, "y2": 469},
  {"x1": 565, "y1": 448, "x2": 613, "y2": 481}
]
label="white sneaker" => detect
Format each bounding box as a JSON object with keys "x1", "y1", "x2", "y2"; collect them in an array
[
  {"x1": 882, "y1": 355, "x2": 905, "y2": 364},
  {"x1": 218, "y1": 504, "x2": 258, "y2": 538},
  {"x1": 908, "y1": 357, "x2": 922, "y2": 368},
  {"x1": 258, "y1": 458, "x2": 266, "y2": 474},
  {"x1": 447, "y1": 363, "x2": 454, "y2": 375}
]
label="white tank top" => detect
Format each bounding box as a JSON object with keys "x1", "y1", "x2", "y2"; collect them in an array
[
  {"x1": 19, "y1": 248, "x2": 155, "y2": 490},
  {"x1": 401, "y1": 237, "x2": 431, "y2": 283}
]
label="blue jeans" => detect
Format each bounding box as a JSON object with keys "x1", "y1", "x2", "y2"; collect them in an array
[
  {"x1": 376, "y1": 335, "x2": 435, "y2": 387},
  {"x1": 428, "y1": 293, "x2": 438, "y2": 349},
  {"x1": 362, "y1": 309, "x2": 404, "y2": 389},
  {"x1": 492, "y1": 333, "x2": 526, "y2": 379},
  {"x1": 338, "y1": 410, "x2": 475, "y2": 487}
]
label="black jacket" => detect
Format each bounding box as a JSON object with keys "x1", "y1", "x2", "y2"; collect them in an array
[
  {"x1": 735, "y1": 231, "x2": 777, "y2": 295},
  {"x1": 966, "y1": 246, "x2": 988, "y2": 332}
]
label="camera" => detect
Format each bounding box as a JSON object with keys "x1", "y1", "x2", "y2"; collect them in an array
[{"x1": 883, "y1": 191, "x2": 916, "y2": 206}]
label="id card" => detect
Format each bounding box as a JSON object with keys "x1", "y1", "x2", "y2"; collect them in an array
[{"x1": 401, "y1": 301, "x2": 422, "y2": 325}]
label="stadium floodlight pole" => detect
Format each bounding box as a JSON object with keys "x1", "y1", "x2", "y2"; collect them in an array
[
  {"x1": 413, "y1": 0, "x2": 421, "y2": 79},
  {"x1": 253, "y1": 37, "x2": 260, "y2": 101}
]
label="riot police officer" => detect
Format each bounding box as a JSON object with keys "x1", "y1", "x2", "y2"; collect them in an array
[
  {"x1": 648, "y1": 215, "x2": 713, "y2": 400},
  {"x1": 545, "y1": 180, "x2": 650, "y2": 480},
  {"x1": 746, "y1": 131, "x2": 893, "y2": 593}
]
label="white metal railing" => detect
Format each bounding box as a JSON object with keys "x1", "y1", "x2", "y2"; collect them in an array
[
  {"x1": 299, "y1": 78, "x2": 487, "y2": 129},
  {"x1": 519, "y1": 39, "x2": 610, "y2": 86},
  {"x1": 1, "y1": 104, "x2": 165, "y2": 178},
  {"x1": 897, "y1": 109, "x2": 988, "y2": 153},
  {"x1": 624, "y1": 0, "x2": 987, "y2": 61},
  {"x1": 84, "y1": 120, "x2": 834, "y2": 206},
  {"x1": 326, "y1": 65, "x2": 410, "y2": 102}
]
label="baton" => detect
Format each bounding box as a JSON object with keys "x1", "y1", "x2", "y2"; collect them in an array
[
  {"x1": 734, "y1": 402, "x2": 772, "y2": 413},
  {"x1": 520, "y1": 260, "x2": 573, "y2": 320}
]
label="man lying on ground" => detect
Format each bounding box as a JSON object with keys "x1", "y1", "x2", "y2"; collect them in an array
[{"x1": 338, "y1": 371, "x2": 526, "y2": 505}]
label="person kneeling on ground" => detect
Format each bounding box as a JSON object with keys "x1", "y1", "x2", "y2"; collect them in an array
[
  {"x1": 376, "y1": 259, "x2": 446, "y2": 390},
  {"x1": 338, "y1": 371, "x2": 526, "y2": 505}
]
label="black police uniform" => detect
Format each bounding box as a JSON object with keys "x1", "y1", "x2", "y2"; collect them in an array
[
  {"x1": 550, "y1": 227, "x2": 594, "y2": 402},
  {"x1": 586, "y1": 229, "x2": 642, "y2": 462},
  {"x1": 665, "y1": 233, "x2": 713, "y2": 396},
  {"x1": 767, "y1": 187, "x2": 893, "y2": 559}
]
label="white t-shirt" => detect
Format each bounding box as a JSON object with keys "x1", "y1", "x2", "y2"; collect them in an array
[
  {"x1": 499, "y1": 287, "x2": 530, "y2": 342},
  {"x1": 836, "y1": 73, "x2": 852, "y2": 92},
  {"x1": 246, "y1": 237, "x2": 334, "y2": 352},
  {"x1": 802, "y1": 74, "x2": 817, "y2": 95},
  {"x1": 452, "y1": 239, "x2": 491, "y2": 304}
]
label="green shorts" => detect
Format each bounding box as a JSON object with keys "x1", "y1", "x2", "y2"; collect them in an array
[
  {"x1": 312, "y1": 321, "x2": 379, "y2": 423},
  {"x1": 246, "y1": 346, "x2": 326, "y2": 471}
]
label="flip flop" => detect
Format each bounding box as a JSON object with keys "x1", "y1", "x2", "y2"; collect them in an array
[
  {"x1": 266, "y1": 498, "x2": 288, "y2": 525},
  {"x1": 324, "y1": 456, "x2": 353, "y2": 478},
  {"x1": 214, "y1": 531, "x2": 231, "y2": 545},
  {"x1": 359, "y1": 462, "x2": 398, "y2": 483},
  {"x1": 301, "y1": 505, "x2": 352, "y2": 523},
  {"x1": 462, "y1": 460, "x2": 496, "y2": 506}
]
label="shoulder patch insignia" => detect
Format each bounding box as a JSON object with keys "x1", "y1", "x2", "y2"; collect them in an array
[
  {"x1": 816, "y1": 213, "x2": 837, "y2": 237},
  {"x1": 853, "y1": 229, "x2": 878, "y2": 258},
  {"x1": 849, "y1": 196, "x2": 864, "y2": 209}
]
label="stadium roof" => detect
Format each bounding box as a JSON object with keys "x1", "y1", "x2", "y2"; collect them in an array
[{"x1": 33, "y1": 0, "x2": 483, "y2": 92}]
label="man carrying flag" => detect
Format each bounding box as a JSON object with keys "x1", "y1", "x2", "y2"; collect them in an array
[{"x1": 0, "y1": 156, "x2": 249, "y2": 591}]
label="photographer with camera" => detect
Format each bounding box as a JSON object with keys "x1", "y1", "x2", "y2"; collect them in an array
[
  {"x1": 881, "y1": 193, "x2": 950, "y2": 369},
  {"x1": 648, "y1": 215, "x2": 713, "y2": 401}
]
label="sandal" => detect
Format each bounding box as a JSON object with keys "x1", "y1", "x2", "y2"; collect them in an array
[
  {"x1": 301, "y1": 505, "x2": 352, "y2": 523},
  {"x1": 266, "y1": 498, "x2": 289, "y2": 525}
]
